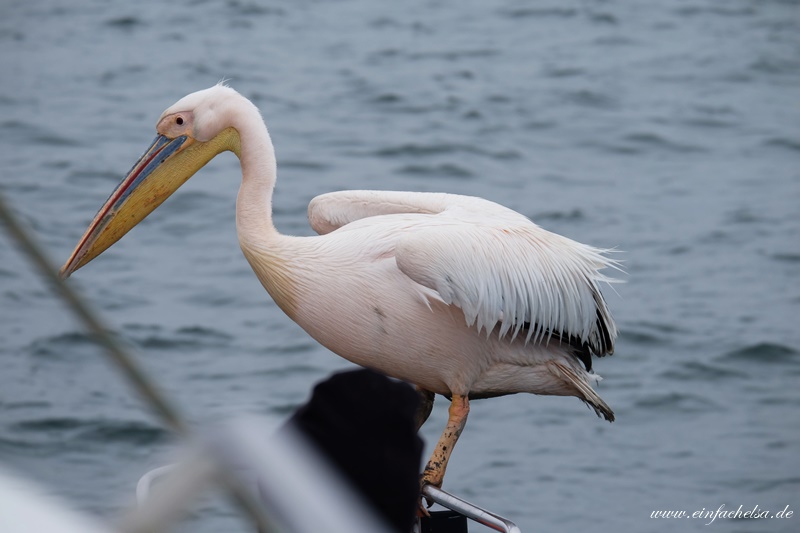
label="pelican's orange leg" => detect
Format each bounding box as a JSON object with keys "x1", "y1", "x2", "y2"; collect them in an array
[{"x1": 419, "y1": 394, "x2": 469, "y2": 514}]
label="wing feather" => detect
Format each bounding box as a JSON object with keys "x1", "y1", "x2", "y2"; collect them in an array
[
  {"x1": 396, "y1": 222, "x2": 619, "y2": 355},
  {"x1": 308, "y1": 190, "x2": 451, "y2": 235},
  {"x1": 306, "y1": 189, "x2": 619, "y2": 356}
]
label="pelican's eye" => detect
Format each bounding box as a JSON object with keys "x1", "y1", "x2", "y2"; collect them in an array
[{"x1": 176, "y1": 116, "x2": 184, "y2": 126}]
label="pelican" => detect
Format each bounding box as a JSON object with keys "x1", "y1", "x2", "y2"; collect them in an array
[{"x1": 60, "y1": 84, "x2": 619, "y2": 505}]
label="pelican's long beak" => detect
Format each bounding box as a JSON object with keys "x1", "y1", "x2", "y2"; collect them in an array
[{"x1": 60, "y1": 127, "x2": 239, "y2": 278}]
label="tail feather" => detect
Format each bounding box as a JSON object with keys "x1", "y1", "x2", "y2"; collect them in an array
[{"x1": 549, "y1": 362, "x2": 615, "y2": 422}]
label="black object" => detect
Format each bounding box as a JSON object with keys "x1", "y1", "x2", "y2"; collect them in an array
[
  {"x1": 284, "y1": 369, "x2": 424, "y2": 532},
  {"x1": 421, "y1": 510, "x2": 469, "y2": 533}
]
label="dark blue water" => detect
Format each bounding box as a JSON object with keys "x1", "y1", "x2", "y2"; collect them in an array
[{"x1": 1, "y1": 1, "x2": 799, "y2": 531}]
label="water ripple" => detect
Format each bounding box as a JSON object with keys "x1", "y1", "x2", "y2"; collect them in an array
[
  {"x1": 135, "y1": 325, "x2": 233, "y2": 350},
  {"x1": 622, "y1": 132, "x2": 708, "y2": 154},
  {"x1": 226, "y1": 0, "x2": 284, "y2": 17},
  {"x1": 660, "y1": 361, "x2": 747, "y2": 382},
  {"x1": 371, "y1": 142, "x2": 520, "y2": 160},
  {"x1": 408, "y1": 49, "x2": 500, "y2": 62},
  {"x1": 620, "y1": 322, "x2": 684, "y2": 346},
  {"x1": 397, "y1": 163, "x2": 474, "y2": 179},
  {"x1": 763, "y1": 137, "x2": 800, "y2": 152},
  {"x1": 770, "y1": 252, "x2": 800, "y2": 263},
  {"x1": 532, "y1": 208, "x2": 585, "y2": 223},
  {"x1": 562, "y1": 89, "x2": 618, "y2": 110},
  {"x1": 10, "y1": 417, "x2": 168, "y2": 447},
  {"x1": 675, "y1": 6, "x2": 756, "y2": 18},
  {"x1": 0, "y1": 120, "x2": 82, "y2": 147},
  {"x1": 499, "y1": 7, "x2": 577, "y2": 19},
  {"x1": 633, "y1": 392, "x2": 721, "y2": 414},
  {"x1": 27, "y1": 331, "x2": 95, "y2": 359},
  {"x1": 104, "y1": 16, "x2": 144, "y2": 29},
  {"x1": 718, "y1": 343, "x2": 799, "y2": 365}
]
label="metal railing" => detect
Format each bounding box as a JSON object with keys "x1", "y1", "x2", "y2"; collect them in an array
[{"x1": 421, "y1": 485, "x2": 521, "y2": 533}]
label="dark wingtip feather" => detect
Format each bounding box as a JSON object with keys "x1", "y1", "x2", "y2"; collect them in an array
[
  {"x1": 579, "y1": 397, "x2": 615, "y2": 422},
  {"x1": 591, "y1": 291, "x2": 615, "y2": 357},
  {"x1": 590, "y1": 400, "x2": 615, "y2": 422}
]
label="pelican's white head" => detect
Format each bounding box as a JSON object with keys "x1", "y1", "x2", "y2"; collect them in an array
[
  {"x1": 60, "y1": 85, "x2": 247, "y2": 278},
  {"x1": 157, "y1": 84, "x2": 255, "y2": 143}
]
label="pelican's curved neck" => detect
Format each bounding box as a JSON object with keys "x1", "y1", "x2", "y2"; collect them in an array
[
  {"x1": 229, "y1": 97, "x2": 279, "y2": 244},
  {"x1": 226, "y1": 95, "x2": 302, "y2": 318}
]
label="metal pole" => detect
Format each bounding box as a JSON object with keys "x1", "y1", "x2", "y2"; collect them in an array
[{"x1": 422, "y1": 485, "x2": 522, "y2": 533}]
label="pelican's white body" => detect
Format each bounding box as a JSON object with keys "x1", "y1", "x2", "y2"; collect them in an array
[{"x1": 244, "y1": 193, "x2": 613, "y2": 402}]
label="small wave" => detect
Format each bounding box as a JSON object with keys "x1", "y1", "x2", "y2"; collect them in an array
[
  {"x1": 138, "y1": 332, "x2": 230, "y2": 350},
  {"x1": 751, "y1": 476, "x2": 800, "y2": 493},
  {"x1": 1, "y1": 400, "x2": 52, "y2": 410},
  {"x1": 268, "y1": 402, "x2": 302, "y2": 416},
  {"x1": 14, "y1": 417, "x2": 85, "y2": 431},
  {"x1": 226, "y1": 1, "x2": 284, "y2": 17},
  {"x1": 125, "y1": 324, "x2": 233, "y2": 350},
  {"x1": 408, "y1": 49, "x2": 499, "y2": 62},
  {"x1": 273, "y1": 342, "x2": 318, "y2": 355},
  {"x1": 562, "y1": 89, "x2": 618, "y2": 110},
  {"x1": 726, "y1": 207, "x2": 765, "y2": 225},
  {"x1": 693, "y1": 104, "x2": 738, "y2": 116},
  {"x1": 542, "y1": 66, "x2": 585, "y2": 79},
  {"x1": 280, "y1": 160, "x2": 331, "y2": 171},
  {"x1": 158, "y1": 190, "x2": 216, "y2": 212},
  {"x1": 373, "y1": 142, "x2": 519, "y2": 161},
  {"x1": 11, "y1": 417, "x2": 168, "y2": 446},
  {"x1": 719, "y1": 475, "x2": 800, "y2": 495},
  {"x1": 770, "y1": 252, "x2": 800, "y2": 263},
  {"x1": 66, "y1": 169, "x2": 121, "y2": 185},
  {"x1": 667, "y1": 245, "x2": 691, "y2": 255},
  {"x1": 622, "y1": 132, "x2": 707, "y2": 153},
  {"x1": 138, "y1": 335, "x2": 201, "y2": 350},
  {"x1": 682, "y1": 117, "x2": 738, "y2": 130},
  {"x1": 763, "y1": 137, "x2": 800, "y2": 152},
  {"x1": 660, "y1": 361, "x2": 747, "y2": 382},
  {"x1": 620, "y1": 322, "x2": 684, "y2": 346},
  {"x1": 82, "y1": 420, "x2": 168, "y2": 446},
  {"x1": 254, "y1": 363, "x2": 319, "y2": 378},
  {"x1": 499, "y1": 7, "x2": 577, "y2": 19},
  {"x1": 0, "y1": 435, "x2": 60, "y2": 455},
  {"x1": 183, "y1": 291, "x2": 239, "y2": 308},
  {"x1": 718, "y1": 343, "x2": 798, "y2": 365},
  {"x1": 176, "y1": 326, "x2": 234, "y2": 342},
  {"x1": 582, "y1": 141, "x2": 641, "y2": 155},
  {"x1": 397, "y1": 163, "x2": 474, "y2": 179},
  {"x1": 27, "y1": 331, "x2": 95, "y2": 359},
  {"x1": 594, "y1": 36, "x2": 636, "y2": 47},
  {"x1": 0, "y1": 120, "x2": 82, "y2": 147},
  {"x1": 187, "y1": 371, "x2": 239, "y2": 381},
  {"x1": 370, "y1": 93, "x2": 403, "y2": 105},
  {"x1": 633, "y1": 392, "x2": 720, "y2": 413},
  {"x1": 749, "y1": 56, "x2": 800, "y2": 76},
  {"x1": 757, "y1": 396, "x2": 800, "y2": 406},
  {"x1": 105, "y1": 16, "x2": 144, "y2": 29},
  {"x1": 532, "y1": 209, "x2": 584, "y2": 222},
  {"x1": 523, "y1": 119, "x2": 558, "y2": 131},
  {"x1": 589, "y1": 12, "x2": 618, "y2": 25},
  {"x1": 674, "y1": 6, "x2": 756, "y2": 17}
]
